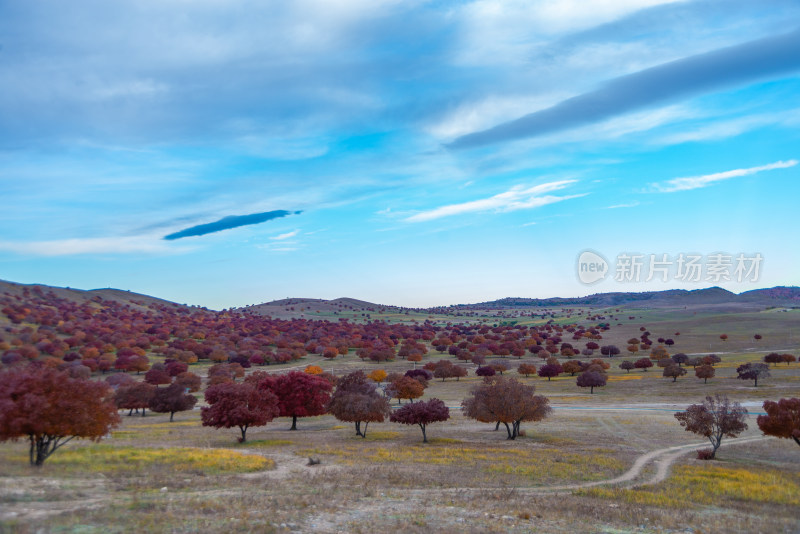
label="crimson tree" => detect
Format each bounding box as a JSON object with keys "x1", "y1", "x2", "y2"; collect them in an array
[
  {"x1": 258, "y1": 371, "x2": 333, "y2": 430},
  {"x1": 390, "y1": 398, "x2": 450, "y2": 443},
  {"x1": 0, "y1": 366, "x2": 120, "y2": 466},
  {"x1": 201, "y1": 382, "x2": 279, "y2": 442},
  {"x1": 674, "y1": 394, "x2": 748, "y2": 459}
]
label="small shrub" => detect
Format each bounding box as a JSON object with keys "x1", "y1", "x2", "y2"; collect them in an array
[{"x1": 696, "y1": 448, "x2": 714, "y2": 460}]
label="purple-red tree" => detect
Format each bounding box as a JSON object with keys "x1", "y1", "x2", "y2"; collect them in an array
[
  {"x1": 144, "y1": 367, "x2": 172, "y2": 386},
  {"x1": 326, "y1": 370, "x2": 390, "y2": 438},
  {"x1": 537, "y1": 363, "x2": 562, "y2": 381},
  {"x1": 390, "y1": 398, "x2": 450, "y2": 443},
  {"x1": 576, "y1": 371, "x2": 607, "y2": 393},
  {"x1": 148, "y1": 382, "x2": 197, "y2": 422}
]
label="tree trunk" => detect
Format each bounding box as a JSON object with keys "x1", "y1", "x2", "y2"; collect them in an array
[
  {"x1": 754, "y1": 377, "x2": 758, "y2": 387},
  {"x1": 495, "y1": 421, "x2": 501, "y2": 431},
  {"x1": 141, "y1": 408, "x2": 146, "y2": 417},
  {"x1": 128, "y1": 408, "x2": 134, "y2": 416},
  {"x1": 503, "y1": 422, "x2": 514, "y2": 440},
  {"x1": 290, "y1": 415, "x2": 298, "y2": 430},
  {"x1": 420, "y1": 424, "x2": 427, "y2": 443},
  {"x1": 355, "y1": 421, "x2": 362, "y2": 437},
  {"x1": 673, "y1": 376, "x2": 677, "y2": 382},
  {"x1": 240, "y1": 425, "x2": 248, "y2": 442},
  {"x1": 362, "y1": 422, "x2": 369, "y2": 438},
  {"x1": 590, "y1": 386, "x2": 594, "y2": 393},
  {"x1": 704, "y1": 377, "x2": 708, "y2": 384},
  {"x1": 169, "y1": 411, "x2": 175, "y2": 422}
]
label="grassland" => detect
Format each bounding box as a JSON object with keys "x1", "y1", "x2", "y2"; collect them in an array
[{"x1": 1, "y1": 305, "x2": 799, "y2": 533}]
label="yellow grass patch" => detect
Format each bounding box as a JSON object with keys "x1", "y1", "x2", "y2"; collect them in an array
[
  {"x1": 45, "y1": 445, "x2": 273, "y2": 475},
  {"x1": 239, "y1": 439, "x2": 294, "y2": 447},
  {"x1": 300, "y1": 444, "x2": 624, "y2": 482},
  {"x1": 362, "y1": 431, "x2": 402, "y2": 441},
  {"x1": 578, "y1": 465, "x2": 800, "y2": 507},
  {"x1": 127, "y1": 421, "x2": 199, "y2": 429},
  {"x1": 607, "y1": 375, "x2": 642, "y2": 381}
]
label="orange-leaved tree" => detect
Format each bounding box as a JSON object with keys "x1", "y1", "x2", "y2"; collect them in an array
[{"x1": 462, "y1": 376, "x2": 551, "y2": 440}]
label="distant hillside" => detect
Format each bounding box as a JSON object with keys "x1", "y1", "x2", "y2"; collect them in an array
[
  {"x1": 460, "y1": 286, "x2": 800, "y2": 310},
  {"x1": 241, "y1": 296, "x2": 403, "y2": 319},
  {"x1": 0, "y1": 280, "x2": 190, "y2": 313}
]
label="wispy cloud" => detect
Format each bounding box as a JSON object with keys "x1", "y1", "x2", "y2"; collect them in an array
[
  {"x1": 449, "y1": 27, "x2": 800, "y2": 149},
  {"x1": 604, "y1": 201, "x2": 640, "y2": 209},
  {"x1": 0, "y1": 236, "x2": 182, "y2": 257},
  {"x1": 405, "y1": 180, "x2": 583, "y2": 222},
  {"x1": 270, "y1": 229, "x2": 300, "y2": 240},
  {"x1": 651, "y1": 160, "x2": 798, "y2": 193},
  {"x1": 164, "y1": 210, "x2": 301, "y2": 240}
]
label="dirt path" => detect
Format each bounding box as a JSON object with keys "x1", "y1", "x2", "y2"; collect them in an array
[{"x1": 408, "y1": 435, "x2": 770, "y2": 496}]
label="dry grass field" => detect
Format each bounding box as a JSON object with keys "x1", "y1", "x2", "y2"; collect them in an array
[{"x1": 1, "y1": 305, "x2": 799, "y2": 533}]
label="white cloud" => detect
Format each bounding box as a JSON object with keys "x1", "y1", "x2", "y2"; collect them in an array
[
  {"x1": 653, "y1": 108, "x2": 800, "y2": 146},
  {"x1": 456, "y1": 0, "x2": 684, "y2": 66},
  {"x1": 651, "y1": 160, "x2": 798, "y2": 193},
  {"x1": 604, "y1": 201, "x2": 640, "y2": 209},
  {"x1": 270, "y1": 229, "x2": 300, "y2": 240},
  {"x1": 0, "y1": 236, "x2": 182, "y2": 257},
  {"x1": 428, "y1": 92, "x2": 571, "y2": 140},
  {"x1": 405, "y1": 180, "x2": 584, "y2": 222}
]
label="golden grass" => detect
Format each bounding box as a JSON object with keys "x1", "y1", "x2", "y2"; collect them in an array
[
  {"x1": 127, "y1": 421, "x2": 199, "y2": 429},
  {"x1": 38, "y1": 445, "x2": 274, "y2": 475},
  {"x1": 238, "y1": 439, "x2": 294, "y2": 447},
  {"x1": 300, "y1": 443, "x2": 624, "y2": 482},
  {"x1": 607, "y1": 375, "x2": 642, "y2": 382},
  {"x1": 578, "y1": 465, "x2": 800, "y2": 507},
  {"x1": 361, "y1": 431, "x2": 401, "y2": 441}
]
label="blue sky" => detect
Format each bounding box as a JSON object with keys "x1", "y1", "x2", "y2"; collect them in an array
[{"x1": 1, "y1": 0, "x2": 799, "y2": 308}]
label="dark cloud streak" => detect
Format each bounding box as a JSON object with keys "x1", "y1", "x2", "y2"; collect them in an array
[
  {"x1": 163, "y1": 210, "x2": 300, "y2": 240},
  {"x1": 449, "y1": 27, "x2": 800, "y2": 150}
]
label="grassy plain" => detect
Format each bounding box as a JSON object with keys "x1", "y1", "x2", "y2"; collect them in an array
[{"x1": 1, "y1": 305, "x2": 799, "y2": 533}]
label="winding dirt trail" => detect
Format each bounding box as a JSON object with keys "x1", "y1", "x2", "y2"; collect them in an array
[{"x1": 408, "y1": 435, "x2": 770, "y2": 496}]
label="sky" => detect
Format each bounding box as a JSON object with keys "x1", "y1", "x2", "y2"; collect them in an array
[{"x1": 1, "y1": 0, "x2": 799, "y2": 309}]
